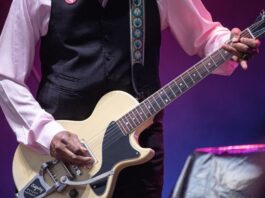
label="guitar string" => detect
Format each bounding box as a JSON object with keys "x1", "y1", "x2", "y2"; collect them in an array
[
  {"x1": 85, "y1": 28, "x2": 255, "y2": 153},
  {"x1": 50, "y1": 17, "x2": 264, "y2": 181},
  {"x1": 84, "y1": 30, "x2": 251, "y2": 158},
  {"x1": 54, "y1": 27, "x2": 259, "y2": 177},
  {"x1": 59, "y1": 18, "x2": 265, "y2": 153},
  {"x1": 59, "y1": 26, "x2": 258, "y2": 164},
  {"x1": 92, "y1": 27, "x2": 256, "y2": 150}
]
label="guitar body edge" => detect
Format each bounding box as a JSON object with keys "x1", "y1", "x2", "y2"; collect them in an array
[{"x1": 12, "y1": 91, "x2": 155, "y2": 198}]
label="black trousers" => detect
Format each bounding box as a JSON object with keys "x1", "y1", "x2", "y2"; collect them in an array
[{"x1": 113, "y1": 112, "x2": 164, "y2": 198}]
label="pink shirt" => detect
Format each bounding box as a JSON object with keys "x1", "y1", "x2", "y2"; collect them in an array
[{"x1": 0, "y1": 0, "x2": 237, "y2": 154}]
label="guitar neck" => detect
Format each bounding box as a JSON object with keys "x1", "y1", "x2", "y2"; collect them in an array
[{"x1": 117, "y1": 18, "x2": 264, "y2": 135}]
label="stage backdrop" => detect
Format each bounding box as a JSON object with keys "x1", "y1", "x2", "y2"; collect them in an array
[{"x1": 0, "y1": 0, "x2": 264, "y2": 197}]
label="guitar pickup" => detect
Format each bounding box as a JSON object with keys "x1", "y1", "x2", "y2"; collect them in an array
[{"x1": 66, "y1": 140, "x2": 97, "y2": 177}]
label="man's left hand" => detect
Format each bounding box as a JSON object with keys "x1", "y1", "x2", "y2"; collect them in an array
[{"x1": 223, "y1": 28, "x2": 261, "y2": 70}]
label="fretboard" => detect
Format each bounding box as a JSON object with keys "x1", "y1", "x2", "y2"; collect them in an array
[{"x1": 117, "y1": 23, "x2": 261, "y2": 135}]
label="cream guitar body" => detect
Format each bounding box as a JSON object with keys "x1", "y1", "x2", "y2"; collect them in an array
[{"x1": 13, "y1": 91, "x2": 155, "y2": 198}]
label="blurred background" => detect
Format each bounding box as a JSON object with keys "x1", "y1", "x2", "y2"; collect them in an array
[{"x1": 0, "y1": 0, "x2": 265, "y2": 197}]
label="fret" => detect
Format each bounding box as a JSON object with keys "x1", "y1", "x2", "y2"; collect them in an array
[
  {"x1": 157, "y1": 91, "x2": 166, "y2": 106},
  {"x1": 143, "y1": 101, "x2": 152, "y2": 115},
  {"x1": 162, "y1": 88, "x2": 172, "y2": 101},
  {"x1": 131, "y1": 109, "x2": 141, "y2": 126},
  {"x1": 204, "y1": 58, "x2": 216, "y2": 71},
  {"x1": 169, "y1": 81, "x2": 182, "y2": 96},
  {"x1": 187, "y1": 71, "x2": 195, "y2": 83},
  {"x1": 164, "y1": 85, "x2": 176, "y2": 100},
  {"x1": 154, "y1": 92, "x2": 166, "y2": 108},
  {"x1": 135, "y1": 106, "x2": 146, "y2": 122},
  {"x1": 179, "y1": 75, "x2": 189, "y2": 90},
  {"x1": 201, "y1": 61, "x2": 210, "y2": 73},
  {"x1": 168, "y1": 83, "x2": 177, "y2": 97},
  {"x1": 182, "y1": 73, "x2": 194, "y2": 88},
  {"x1": 194, "y1": 63, "x2": 208, "y2": 78},
  {"x1": 222, "y1": 50, "x2": 231, "y2": 59},
  {"x1": 176, "y1": 79, "x2": 187, "y2": 92},
  {"x1": 209, "y1": 55, "x2": 218, "y2": 67},
  {"x1": 119, "y1": 118, "x2": 130, "y2": 134},
  {"x1": 126, "y1": 112, "x2": 135, "y2": 129},
  {"x1": 123, "y1": 115, "x2": 133, "y2": 132},
  {"x1": 213, "y1": 52, "x2": 226, "y2": 65},
  {"x1": 116, "y1": 120, "x2": 127, "y2": 135},
  {"x1": 152, "y1": 93, "x2": 163, "y2": 110},
  {"x1": 188, "y1": 67, "x2": 202, "y2": 82},
  {"x1": 144, "y1": 99, "x2": 157, "y2": 115},
  {"x1": 138, "y1": 104, "x2": 149, "y2": 119},
  {"x1": 150, "y1": 95, "x2": 161, "y2": 112},
  {"x1": 159, "y1": 90, "x2": 171, "y2": 105},
  {"x1": 174, "y1": 79, "x2": 184, "y2": 93},
  {"x1": 218, "y1": 49, "x2": 226, "y2": 61},
  {"x1": 246, "y1": 28, "x2": 255, "y2": 38},
  {"x1": 128, "y1": 110, "x2": 139, "y2": 127}
]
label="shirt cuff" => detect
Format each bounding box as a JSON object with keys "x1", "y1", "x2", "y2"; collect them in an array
[{"x1": 33, "y1": 119, "x2": 66, "y2": 155}]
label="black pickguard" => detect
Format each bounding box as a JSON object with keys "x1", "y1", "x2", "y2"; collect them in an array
[{"x1": 90, "y1": 121, "x2": 139, "y2": 195}]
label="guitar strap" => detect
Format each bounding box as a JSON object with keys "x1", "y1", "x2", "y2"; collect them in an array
[{"x1": 129, "y1": 0, "x2": 146, "y2": 100}]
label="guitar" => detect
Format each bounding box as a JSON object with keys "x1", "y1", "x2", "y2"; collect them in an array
[{"x1": 13, "y1": 12, "x2": 265, "y2": 198}]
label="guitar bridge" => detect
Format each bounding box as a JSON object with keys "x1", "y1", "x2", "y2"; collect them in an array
[{"x1": 17, "y1": 160, "x2": 76, "y2": 198}]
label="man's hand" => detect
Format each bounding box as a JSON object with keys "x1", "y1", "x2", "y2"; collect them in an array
[
  {"x1": 50, "y1": 131, "x2": 94, "y2": 168},
  {"x1": 223, "y1": 28, "x2": 261, "y2": 69}
]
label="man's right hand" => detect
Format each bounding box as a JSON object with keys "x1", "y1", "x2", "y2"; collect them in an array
[{"x1": 50, "y1": 131, "x2": 94, "y2": 168}]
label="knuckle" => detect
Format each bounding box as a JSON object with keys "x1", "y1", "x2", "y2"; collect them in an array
[
  {"x1": 72, "y1": 133, "x2": 78, "y2": 138},
  {"x1": 72, "y1": 147, "x2": 80, "y2": 154},
  {"x1": 243, "y1": 45, "x2": 249, "y2": 52},
  {"x1": 54, "y1": 144, "x2": 62, "y2": 151},
  {"x1": 71, "y1": 154, "x2": 77, "y2": 160}
]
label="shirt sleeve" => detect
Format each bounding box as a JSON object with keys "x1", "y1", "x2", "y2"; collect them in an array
[
  {"x1": 158, "y1": 0, "x2": 238, "y2": 75},
  {"x1": 0, "y1": 0, "x2": 65, "y2": 154}
]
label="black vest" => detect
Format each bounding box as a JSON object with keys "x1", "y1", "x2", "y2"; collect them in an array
[{"x1": 38, "y1": 0, "x2": 161, "y2": 120}]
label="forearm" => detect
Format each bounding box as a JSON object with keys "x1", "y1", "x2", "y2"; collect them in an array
[
  {"x1": 0, "y1": 0, "x2": 63, "y2": 154},
  {"x1": 164, "y1": 0, "x2": 238, "y2": 75},
  {"x1": 0, "y1": 77, "x2": 65, "y2": 153}
]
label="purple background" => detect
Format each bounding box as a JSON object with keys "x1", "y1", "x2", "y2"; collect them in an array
[{"x1": 1, "y1": 0, "x2": 265, "y2": 197}]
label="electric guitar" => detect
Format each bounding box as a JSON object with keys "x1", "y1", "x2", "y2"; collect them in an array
[{"x1": 13, "y1": 12, "x2": 265, "y2": 198}]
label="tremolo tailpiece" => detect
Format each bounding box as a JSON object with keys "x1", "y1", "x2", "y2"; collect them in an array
[
  {"x1": 60, "y1": 170, "x2": 114, "y2": 186},
  {"x1": 17, "y1": 160, "x2": 74, "y2": 198}
]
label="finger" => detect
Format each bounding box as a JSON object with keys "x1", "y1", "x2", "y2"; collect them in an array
[
  {"x1": 231, "y1": 42, "x2": 258, "y2": 59},
  {"x1": 222, "y1": 44, "x2": 241, "y2": 57},
  {"x1": 240, "y1": 60, "x2": 248, "y2": 70},
  {"x1": 59, "y1": 148, "x2": 94, "y2": 166},
  {"x1": 50, "y1": 131, "x2": 94, "y2": 167},
  {"x1": 231, "y1": 42, "x2": 250, "y2": 54},
  {"x1": 65, "y1": 134, "x2": 90, "y2": 156},
  {"x1": 240, "y1": 38, "x2": 261, "y2": 48}
]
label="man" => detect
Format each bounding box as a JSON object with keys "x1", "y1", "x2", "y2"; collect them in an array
[{"x1": 0, "y1": 0, "x2": 260, "y2": 197}]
